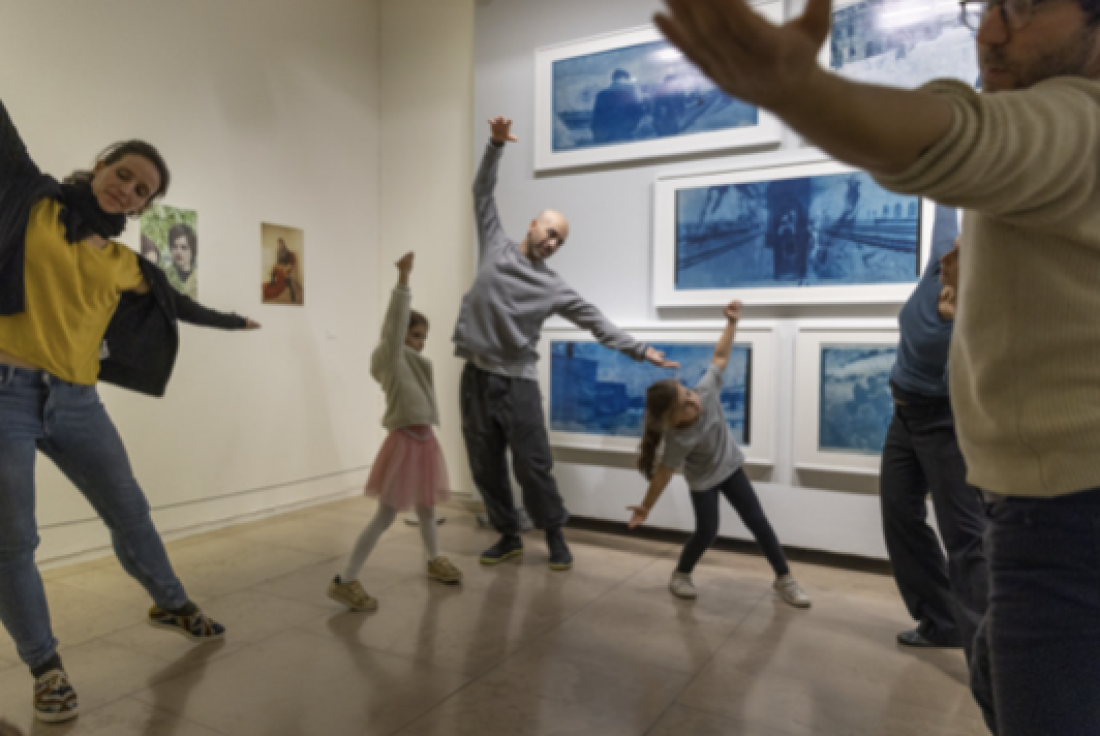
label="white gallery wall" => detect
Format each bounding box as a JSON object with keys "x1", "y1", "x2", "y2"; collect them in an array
[
  {"x1": 0, "y1": 0, "x2": 383, "y2": 563},
  {"x1": 475, "y1": 0, "x2": 912, "y2": 559},
  {"x1": 380, "y1": 0, "x2": 477, "y2": 501}
]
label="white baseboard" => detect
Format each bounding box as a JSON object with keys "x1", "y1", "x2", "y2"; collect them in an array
[{"x1": 37, "y1": 467, "x2": 370, "y2": 571}]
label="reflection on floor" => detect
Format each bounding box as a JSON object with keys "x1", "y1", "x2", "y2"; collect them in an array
[{"x1": 0, "y1": 498, "x2": 987, "y2": 735}]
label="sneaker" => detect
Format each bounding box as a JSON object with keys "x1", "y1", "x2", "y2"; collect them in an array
[
  {"x1": 546, "y1": 529, "x2": 573, "y2": 571},
  {"x1": 148, "y1": 604, "x2": 227, "y2": 642},
  {"x1": 773, "y1": 575, "x2": 812, "y2": 609},
  {"x1": 427, "y1": 556, "x2": 463, "y2": 584},
  {"x1": 669, "y1": 572, "x2": 697, "y2": 599},
  {"x1": 327, "y1": 576, "x2": 379, "y2": 612},
  {"x1": 480, "y1": 534, "x2": 524, "y2": 565},
  {"x1": 33, "y1": 669, "x2": 79, "y2": 723},
  {"x1": 896, "y1": 629, "x2": 961, "y2": 648}
]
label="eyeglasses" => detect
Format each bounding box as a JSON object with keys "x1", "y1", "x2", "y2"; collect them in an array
[{"x1": 958, "y1": 0, "x2": 1057, "y2": 32}]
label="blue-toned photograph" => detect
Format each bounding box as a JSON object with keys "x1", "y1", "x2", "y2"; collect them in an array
[
  {"x1": 550, "y1": 341, "x2": 752, "y2": 445},
  {"x1": 831, "y1": 0, "x2": 980, "y2": 88},
  {"x1": 675, "y1": 171, "x2": 920, "y2": 291},
  {"x1": 552, "y1": 39, "x2": 758, "y2": 152},
  {"x1": 818, "y1": 345, "x2": 897, "y2": 455}
]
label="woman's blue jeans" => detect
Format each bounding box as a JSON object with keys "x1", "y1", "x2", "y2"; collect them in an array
[{"x1": 0, "y1": 365, "x2": 188, "y2": 671}]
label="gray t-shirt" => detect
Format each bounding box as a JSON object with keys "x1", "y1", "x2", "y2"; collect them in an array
[{"x1": 660, "y1": 364, "x2": 746, "y2": 491}]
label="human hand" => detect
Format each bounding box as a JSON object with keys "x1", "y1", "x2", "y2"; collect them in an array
[
  {"x1": 654, "y1": 0, "x2": 831, "y2": 111},
  {"x1": 937, "y1": 286, "x2": 956, "y2": 321},
  {"x1": 397, "y1": 252, "x2": 415, "y2": 276},
  {"x1": 243, "y1": 317, "x2": 262, "y2": 330},
  {"x1": 724, "y1": 300, "x2": 743, "y2": 322},
  {"x1": 488, "y1": 116, "x2": 518, "y2": 144},
  {"x1": 627, "y1": 506, "x2": 650, "y2": 529},
  {"x1": 940, "y1": 239, "x2": 959, "y2": 291},
  {"x1": 646, "y1": 347, "x2": 680, "y2": 369}
]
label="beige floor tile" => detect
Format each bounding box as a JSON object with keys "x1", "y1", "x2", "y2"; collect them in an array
[
  {"x1": 134, "y1": 628, "x2": 470, "y2": 736},
  {"x1": 2, "y1": 696, "x2": 224, "y2": 736},
  {"x1": 392, "y1": 680, "x2": 648, "y2": 736},
  {"x1": 297, "y1": 568, "x2": 589, "y2": 675},
  {"x1": 471, "y1": 640, "x2": 694, "y2": 730},
  {"x1": 254, "y1": 557, "x2": 416, "y2": 609},
  {"x1": 103, "y1": 588, "x2": 328, "y2": 665},
  {"x1": 0, "y1": 638, "x2": 197, "y2": 733},
  {"x1": 160, "y1": 534, "x2": 330, "y2": 600},
  {"x1": 648, "y1": 703, "x2": 802, "y2": 736}
]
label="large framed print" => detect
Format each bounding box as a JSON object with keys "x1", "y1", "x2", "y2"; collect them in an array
[
  {"x1": 534, "y1": 2, "x2": 784, "y2": 173},
  {"x1": 654, "y1": 151, "x2": 935, "y2": 307},
  {"x1": 793, "y1": 324, "x2": 898, "y2": 475},
  {"x1": 538, "y1": 326, "x2": 776, "y2": 465},
  {"x1": 823, "y1": 0, "x2": 980, "y2": 89}
]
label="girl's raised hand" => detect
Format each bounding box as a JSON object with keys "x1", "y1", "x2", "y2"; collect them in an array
[
  {"x1": 724, "y1": 300, "x2": 743, "y2": 322},
  {"x1": 396, "y1": 252, "x2": 415, "y2": 275},
  {"x1": 627, "y1": 505, "x2": 650, "y2": 529}
]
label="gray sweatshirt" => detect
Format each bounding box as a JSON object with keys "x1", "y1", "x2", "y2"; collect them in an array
[
  {"x1": 452, "y1": 142, "x2": 647, "y2": 380},
  {"x1": 371, "y1": 285, "x2": 439, "y2": 431}
]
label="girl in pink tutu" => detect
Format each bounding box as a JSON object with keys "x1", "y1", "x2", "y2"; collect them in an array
[{"x1": 328, "y1": 252, "x2": 461, "y2": 612}]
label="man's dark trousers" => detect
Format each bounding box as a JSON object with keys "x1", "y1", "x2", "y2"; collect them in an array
[
  {"x1": 460, "y1": 363, "x2": 568, "y2": 535},
  {"x1": 880, "y1": 400, "x2": 989, "y2": 658}
]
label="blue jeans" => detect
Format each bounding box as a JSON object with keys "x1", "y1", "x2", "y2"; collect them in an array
[
  {"x1": 0, "y1": 365, "x2": 188, "y2": 671},
  {"x1": 977, "y1": 488, "x2": 1100, "y2": 735}
]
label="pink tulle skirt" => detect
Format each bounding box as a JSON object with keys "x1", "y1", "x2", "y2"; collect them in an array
[{"x1": 365, "y1": 426, "x2": 450, "y2": 511}]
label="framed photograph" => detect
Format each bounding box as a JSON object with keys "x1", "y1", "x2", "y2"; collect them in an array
[
  {"x1": 793, "y1": 324, "x2": 898, "y2": 475},
  {"x1": 823, "y1": 0, "x2": 980, "y2": 89},
  {"x1": 538, "y1": 326, "x2": 776, "y2": 465},
  {"x1": 261, "y1": 223, "x2": 305, "y2": 306},
  {"x1": 534, "y1": 2, "x2": 784, "y2": 172},
  {"x1": 140, "y1": 204, "x2": 198, "y2": 299},
  {"x1": 654, "y1": 150, "x2": 935, "y2": 307}
]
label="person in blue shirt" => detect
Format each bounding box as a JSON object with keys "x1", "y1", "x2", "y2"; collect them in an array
[{"x1": 880, "y1": 205, "x2": 988, "y2": 664}]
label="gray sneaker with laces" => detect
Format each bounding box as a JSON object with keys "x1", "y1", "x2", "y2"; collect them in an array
[
  {"x1": 774, "y1": 575, "x2": 812, "y2": 609},
  {"x1": 669, "y1": 571, "x2": 698, "y2": 599}
]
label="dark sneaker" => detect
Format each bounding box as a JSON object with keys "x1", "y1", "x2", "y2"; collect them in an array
[
  {"x1": 148, "y1": 604, "x2": 226, "y2": 642},
  {"x1": 546, "y1": 529, "x2": 573, "y2": 571},
  {"x1": 480, "y1": 534, "x2": 524, "y2": 565},
  {"x1": 896, "y1": 629, "x2": 961, "y2": 648},
  {"x1": 33, "y1": 669, "x2": 79, "y2": 723}
]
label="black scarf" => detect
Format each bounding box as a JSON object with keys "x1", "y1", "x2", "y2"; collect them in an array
[{"x1": 58, "y1": 179, "x2": 127, "y2": 244}]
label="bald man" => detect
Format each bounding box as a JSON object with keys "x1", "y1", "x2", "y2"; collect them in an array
[{"x1": 454, "y1": 116, "x2": 676, "y2": 571}]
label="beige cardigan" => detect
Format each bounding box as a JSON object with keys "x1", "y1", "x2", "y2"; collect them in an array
[
  {"x1": 371, "y1": 285, "x2": 439, "y2": 431},
  {"x1": 878, "y1": 77, "x2": 1100, "y2": 497}
]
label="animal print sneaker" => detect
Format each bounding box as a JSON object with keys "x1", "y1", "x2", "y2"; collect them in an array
[
  {"x1": 34, "y1": 668, "x2": 79, "y2": 723},
  {"x1": 148, "y1": 604, "x2": 227, "y2": 642}
]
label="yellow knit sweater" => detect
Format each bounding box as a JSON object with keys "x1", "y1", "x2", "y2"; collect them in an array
[{"x1": 878, "y1": 77, "x2": 1100, "y2": 497}]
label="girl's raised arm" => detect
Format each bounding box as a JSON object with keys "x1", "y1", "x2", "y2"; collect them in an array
[{"x1": 711, "y1": 301, "x2": 742, "y2": 372}]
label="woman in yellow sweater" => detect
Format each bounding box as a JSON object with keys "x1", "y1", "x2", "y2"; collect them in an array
[{"x1": 0, "y1": 97, "x2": 258, "y2": 723}]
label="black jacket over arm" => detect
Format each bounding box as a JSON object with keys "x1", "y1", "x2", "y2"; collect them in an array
[{"x1": 0, "y1": 98, "x2": 246, "y2": 397}]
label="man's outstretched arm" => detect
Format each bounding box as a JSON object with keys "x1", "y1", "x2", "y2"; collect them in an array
[{"x1": 473, "y1": 116, "x2": 519, "y2": 261}]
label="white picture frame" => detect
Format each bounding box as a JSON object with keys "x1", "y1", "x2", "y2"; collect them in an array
[
  {"x1": 792, "y1": 323, "x2": 899, "y2": 476},
  {"x1": 820, "y1": 0, "x2": 980, "y2": 90},
  {"x1": 653, "y1": 149, "x2": 936, "y2": 308},
  {"x1": 534, "y1": 3, "x2": 784, "y2": 173},
  {"x1": 538, "y1": 324, "x2": 776, "y2": 466}
]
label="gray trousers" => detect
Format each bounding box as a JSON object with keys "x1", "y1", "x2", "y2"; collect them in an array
[{"x1": 460, "y1": 363, "x2": 568, "y2": 535}]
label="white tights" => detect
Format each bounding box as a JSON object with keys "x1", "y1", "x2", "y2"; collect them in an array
[{"x1": 342, "y1": 504, "x2": 439, "y2": 582}]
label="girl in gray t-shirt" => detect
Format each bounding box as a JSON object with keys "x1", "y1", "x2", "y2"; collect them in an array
[{"x1": 627, "y1": 302, "x2": 811, "y2": 607}]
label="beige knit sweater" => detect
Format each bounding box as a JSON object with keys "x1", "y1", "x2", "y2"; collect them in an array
[
  {"x1": 371, "y1": 285, "x2": 440, "y2": 431},
  {"x1": 878, "y1": 77, "x2": 1100, "y2": 497}
]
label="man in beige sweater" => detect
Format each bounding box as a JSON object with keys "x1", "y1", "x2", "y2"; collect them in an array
[{"x1": 656, "y1": 0, "x2": 1100, "y2": 734}]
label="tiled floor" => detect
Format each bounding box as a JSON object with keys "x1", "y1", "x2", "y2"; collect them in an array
[{"x1": 0, "y1": 499, "x2": 988, "y2": 735}]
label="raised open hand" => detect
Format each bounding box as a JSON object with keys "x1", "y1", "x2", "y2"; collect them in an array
[
  {"x1": 646, "y1": 347, "x2": 681, "y2": 370},
  {"x1": 488, "y1": 116, "x2": 519, "y2": 144},
  {"x1": 654, "y1": 0, "x2": 831, "y2": 111}
]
